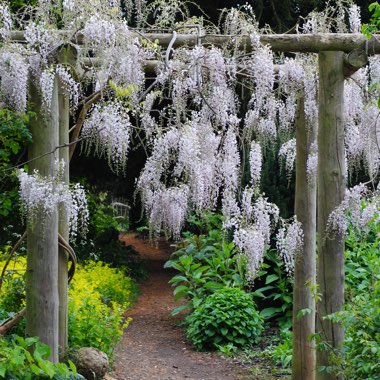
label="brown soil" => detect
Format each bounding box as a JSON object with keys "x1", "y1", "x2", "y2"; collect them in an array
[{"x1": 110, "y1": 233, "x2": 253, "y2": 380}]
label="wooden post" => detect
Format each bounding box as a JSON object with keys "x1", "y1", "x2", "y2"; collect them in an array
[
  {"x1": 26, "y1": 75, "x2": 60, "y2": 362},
  {"x1": 292, "y1": 94, "x2": 317, "y2": 380},
  {"x1": 316, "y1": 51, "x2": 346, "y2": 380},
  {"x1": 58, "y1": 85, "x2": 70, "y2": 355}
]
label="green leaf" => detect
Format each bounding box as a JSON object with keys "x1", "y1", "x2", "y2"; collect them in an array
[
  {"x1": 221, "y1": 328, "x2": 228, "y2": 336},
  {"x1": 173, "y1": 285, "x2": 189, "y2": 296},
  {"x1": 30, "y1": 364, "x2": 43, "y2": 375},
  {"x1": 171, "y1": 304, "x2": 192, "y2": 316},
  {"x1": 265, "y1": 274, "x2": 279, "y2": 284},
  {"x1": 260, "y1": 307, "x2": 282, "y2": 319},
  {"x1": 297, "y1": 308, "x2": 313, "y2": 320},
  {"x1": 0, "y1": 363, "x2": 6, "y2": 377},
  {"x1": 68, "y1": 360, "x2": 77, "y2": 374},
  {"x1": 36, "y1": 359, "x2": 55, "y2": 378}
]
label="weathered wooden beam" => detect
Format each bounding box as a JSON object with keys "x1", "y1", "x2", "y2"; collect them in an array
[
  {"x1": 292, "y1": 94, "x2": 317, "y2": 380},
  {"x1": 7, "y1": 31, "x2": 380, "y2": 55},
  {"x1": 143, "y1": 33, "x2": 380, "y2": 54},
  {"x1": 343, "y1": 48, "x2": 369, "y2": 77},
  {"x1": 26, "y1": 75, "x2": 60, "y2": 363},
  {"x1": 316, "y1": 51, "x2": 346, "y2": 380}
]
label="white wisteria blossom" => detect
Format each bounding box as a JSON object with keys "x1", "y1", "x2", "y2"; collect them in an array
[
  {"x1": 348, "y1": 4, "x2": 361, "y2": 33},
  {"x1": 234, "y1": 226, "x2": 266, "y2": 281},
  {"x1": 146, "y1": 185, "x2": 189, "y2": 239},
  {"x1": 233, "y1": 194, "x2": 279, "y2": 279},
  {"x1": 25, "y1": 22, "x2": 58, "y2": 66},
  {"x1": 18, "y1": 166, "x2": 88, "y2": 239},
  {"x1": 56, "y1": 65, "x2": 80, "y2": 110},
  {"x1": 279, "y1": 138, "x2": 297, "y2": 178},
  {"x1": 0, "y1": 50, "x2": 28, "y2": 113},
  {"x1": 306, "y1": 142, "x2": 318, "y2": 182},
  {"x1": 249, "y1": 141, "x2": 262, "y2": 187},
  {"x1": 81, "y1": 101, "x2": 132, "y2": 173},
  {"x1": 276, "y1": 219, "x2": 304, "y2": 276},
  {"x1": 327, "y1": 184, "x2": 379, "y2": 236},
  {"x1": 0, "y1": 3, "x2": 12, "y2": 40},
  {"x1": 40, "y1": 69, "x2": 55, "y2": 112},
  {"x1": 174, "y1": 117, "x2": 221, "y2": 211}
]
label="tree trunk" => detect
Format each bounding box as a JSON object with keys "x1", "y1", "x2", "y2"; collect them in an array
[
  {"x1": 26, "y1": 76, "x2": 60, "y2": 363},
  {"x1": 292, "y1": 94, "x2": 317, "y2": 380},
  {"x1": 316, "y1": 51, "x2": 346, "y2": 380},
  {"x1": 58, "y1": 85, "x2": 70, "y2": 356}
]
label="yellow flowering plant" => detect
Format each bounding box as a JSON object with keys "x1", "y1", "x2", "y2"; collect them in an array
[
  {"x1": 68, "y1": 261, "x2": 133, "y2": 359},
  {"x1": 0, "y1": 258, "x2": 134, "y2": 360}
]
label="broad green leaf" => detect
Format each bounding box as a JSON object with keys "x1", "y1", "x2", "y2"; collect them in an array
[
  {"x1": 265, "y1": 274, "x2": 279, "y2": 284},
  {"x1": 260, "y1": 307, "x2": 282, "y2": 319},
  {"x1": 171, "y1": 304, "x2": 192, "y2": 316}
]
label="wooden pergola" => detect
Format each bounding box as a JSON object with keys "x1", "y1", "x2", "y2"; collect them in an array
[{"x1": 4, "y1": 30, "x2": 380, "y2": 380}]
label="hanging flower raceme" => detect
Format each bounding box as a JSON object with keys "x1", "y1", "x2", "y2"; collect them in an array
[
  {"x1": 279, "y1": 138, "x2": 296, "y2": 178},
  {"x1": 219, "y1": 127, "x2": 240, "y2": 195},
  {"x1": 137, "y1": 128, "x2": 181, "y2": 194},
  {"x1": 0, "y1": 3, "x2": 12, "y2": 40},
  {"x1": 81, "y1": 17, "x2": 146, "y2": 101},
  {"x1": 276, "y1": 218, "x2": 304, "y2": 276},
  {"x1": 25, "y1": 22, "x2": 58, "y2": 66},
  {"x1": 81, "y1": 101, "x2": 132, "y2": 174},
  {"x1": 40, "y1": 69, "x2": 55, "y2": 112},
  {"x1": 233, "y1": 226, "x2": 266, "y2": 281},
  {"x1": 0, "y1": 50, "x2": 29, "y2": 113},
  {"x1": 146, "y1": 185, "x2": 190, "y2": 239},
  {"x1": 56, "y1": 65, "x2": 80, "y2": 111},
  {"x1": 327, "y1": 184, "x2": 379, "y2": 236},
  {"x1": 18, "y1": 164, "x2": 89, "y2": 239},
  {"x1": 81, "y1": 16, "x2": 117, "y2": 50},
  {"x1": 348, "y1": 4, "x2": 361, "y2": 33},
  {"x1": 233, "y1": 194, "x2": 279, "y2": 280},
  {"x1": 174, "y1": 117, "x2": 221, "y2": 211},
  {"x1": 249, "y1": 141, "x2": 262, "y2": 188}
]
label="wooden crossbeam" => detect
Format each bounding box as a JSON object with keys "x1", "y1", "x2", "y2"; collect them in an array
[{"x1": 7, "y1": 31, "x2": 380, "y2": 55}]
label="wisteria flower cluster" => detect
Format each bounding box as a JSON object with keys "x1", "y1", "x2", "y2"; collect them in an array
[
  {"x1": 276, "y1": 219, "x2": 304, "y2": 276},
  {"x1": 249, "y1": 141, "x2": 262, "y2": 188},
  {"x1": 145, "y1": 185, "x2": 189, "y2": 239},
  {"x1": 18, "y1": 166, "x2": 89, "y2": 239},
  {"x1": 81, "y1": 101, "x2": 132, "y2": 174},
  {"x1": 327, "y1": 184, "x2": 379, "y2": 237},
  {"x1": 233, "y1": 194, "x2": 280, "y2": 281},
  {"x1": 0, "y1": 50, "x2": 28, "y2": 113},
  {"x1": 279, "y1": 138, "x2": 297, "y2": 178},
  {"x1": 39, "y1": 69, "x2": 56, "y2": 112},
  {"x1": 0, "y1": 3, "x2": 12, "y2": 40},
  {"x1": 56, "y1": 65, "x2": 80, "y2": 110}
]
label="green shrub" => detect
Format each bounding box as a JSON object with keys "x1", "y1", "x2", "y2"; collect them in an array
[
  {"x1": 260, "y1": 328, "x2": 292, "y2": 370},
  {"x1": 165, "y1": 234, "x2": 246, "y2": 315},
  {"x1": 68, "y1": 262, "x2": 133, "y2": 359},
  {"x1": 0, "y1": 258, "x2": 134, "y2": 361},
  {"x1": 0, "y1": 335, "x2": 83, "y2": 379},
  {"x1": 0, "y1": 255, "x2": 27, "y2": 336},
  {"x1": 330, "y1": 216, "x2": 380, "y2": 379},
  {"x1": 251, "y1": 249, "x2": 293, "y2": 328},
  {"x1": 185, "y1": 287, "x2": 263, "y2": 351}
]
